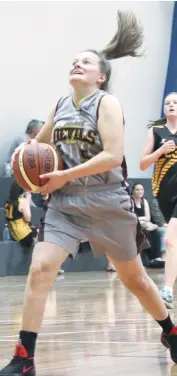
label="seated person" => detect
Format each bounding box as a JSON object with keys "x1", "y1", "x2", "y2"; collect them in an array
[
  {"x1": 131, "y1": 183, "x2": 164, "y2": 268},
  {"x1": 150, "y1": 197, "x2": 167, "y2": 260},
  {"x1": 4, "y1": 181, "x2": 37, "y2": 247}
]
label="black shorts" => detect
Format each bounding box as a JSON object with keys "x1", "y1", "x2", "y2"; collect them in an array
[
  {"x1": 157, "y1": 196, "x2": 177, "y2": 223},
  {"x1": 156, "y1": 172, "x2": 177, "y2": 223}
]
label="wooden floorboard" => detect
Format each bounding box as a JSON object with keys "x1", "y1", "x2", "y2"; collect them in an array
[{"x1": 0, "y1": 270, "x2": 177, "y2": 375}]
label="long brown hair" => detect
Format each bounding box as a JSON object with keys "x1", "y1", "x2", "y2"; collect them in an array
[{"x1": 87, "y1": 10, "x2": 144, "y2": 91}]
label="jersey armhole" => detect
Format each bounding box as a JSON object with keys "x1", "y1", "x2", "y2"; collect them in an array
[
  {"x1": 54, "y1": 97, "x2": 62, "y2": 117},
  {"x1": 96, "y1": 94, "x2": 125, "y2": 126},
  {"x1": 152, "y1": 126, "x2": 159, "y2": 152},
  {"x1": 96, "y1": 94, "x2": 107, "y2": 121}
]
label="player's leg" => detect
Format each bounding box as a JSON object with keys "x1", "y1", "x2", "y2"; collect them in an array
[
  {"x1": 91, "y1": 184, "x2": 177, "y2": 364},
  {"x1": 0, "y1": 241, "x2": 68, "y2": 376},
  {"x1": 22, "y1": 242, "x2": 68, "y2": 332},
  {"x1": 0, "y1": 191, "x2": 85, "y2": 376},
  {"x1": 161, "y1": 217, "x2": 177, "y2": 309},
  {"x1": 157, "y1": 199, "x2": 177, "y2": 309},
  {"x1": 108, "y1": 254, "x2": 167, "y2": 319},
  {"x1": 108, "y1": 254, "x2": 177, "y2": 363}
]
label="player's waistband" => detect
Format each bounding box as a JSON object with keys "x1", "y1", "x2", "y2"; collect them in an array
[{"x1": 58, "y1": 182, "x2": 124, "y2": 196}]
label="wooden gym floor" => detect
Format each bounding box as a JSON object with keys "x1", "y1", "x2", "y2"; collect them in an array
[{"x1": 0, "y1": 270, "x2": 177, "y2": 375}]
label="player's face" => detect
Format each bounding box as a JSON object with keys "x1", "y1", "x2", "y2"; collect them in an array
[
  {"x1": 69, "y1": 51, "x2": 106, "y2": 89},
  {"x1": 164, "y1": 93, "x2": 177, "y2": 119},
  {"x1": 133, "y1": 184, "x2": 144, "y2": 199}
]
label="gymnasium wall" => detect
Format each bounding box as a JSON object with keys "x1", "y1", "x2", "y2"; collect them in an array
[{"x1": 0, "y1": 1, "x2": 174, "y2": 177}]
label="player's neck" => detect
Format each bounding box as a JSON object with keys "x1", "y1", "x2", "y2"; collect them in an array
[
  {"x1": 166, "y1": 118, "x2": 177, "y2": 130},
  {"x1": 73, "y1": 87, "x2": 98, "y2": 107}
]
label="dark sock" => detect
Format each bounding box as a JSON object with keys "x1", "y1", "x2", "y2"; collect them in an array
[
  {"x1": 156, "y1": 315, "x2": 174, "y2": 334},
  {"x1": 19, "y1": 330, "x2": 38, "y2": 358}
]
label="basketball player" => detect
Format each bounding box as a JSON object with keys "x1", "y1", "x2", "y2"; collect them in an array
[
  {"x1": 140, "y1": 92, "x2": 177, "y2": 309},
  {"x1": 1, "y1": 11, "x2": 177, "y2": 376}
]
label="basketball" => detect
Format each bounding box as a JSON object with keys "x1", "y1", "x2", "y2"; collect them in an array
[{"x1": 12, "y1": 142, "x2": 63, "y2": 193}]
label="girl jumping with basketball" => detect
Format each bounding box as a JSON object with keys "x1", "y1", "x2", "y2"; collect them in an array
[{"x1": 1, "y1": 11, "x2": 177, "y2": 376}]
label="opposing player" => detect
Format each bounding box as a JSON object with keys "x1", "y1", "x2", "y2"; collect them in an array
[
  {"x1": 140, "y1": 92, "x2": 177, "y2": 309},
  {"x1": 1, "y1": 12, "x2": 177, "y2": 376}
]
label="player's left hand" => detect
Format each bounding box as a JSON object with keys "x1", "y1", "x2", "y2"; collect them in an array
[{"x1": 39, "y1": 171, "x2": 68, "y2": 194}]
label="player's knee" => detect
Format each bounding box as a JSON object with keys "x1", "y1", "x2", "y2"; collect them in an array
[
  {"x1": 29, "y1": 261, "x2": 53, "y2": 288},
  {"x1": 122, "y1": 274, "x2": 150, "y2": 295}
]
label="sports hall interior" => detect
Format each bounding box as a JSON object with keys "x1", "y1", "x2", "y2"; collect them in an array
[{"x1": 0, "y1": 2, "x2": 176, "y2": 375}]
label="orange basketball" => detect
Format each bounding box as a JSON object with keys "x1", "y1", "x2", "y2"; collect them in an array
[{"x1": 12, "y1": 142, "x2": 63, "y2": 193}]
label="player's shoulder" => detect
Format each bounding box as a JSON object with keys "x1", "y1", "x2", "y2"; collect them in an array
[
  {"x1": 151, "y1": 124, "x2": 166, "y2": 136},
  {"x1": 152, "y1": 124, "x2": 165, "y2": 129},
  {"x1": 149, "y1": 119, "x2": 166, "y2": 131},
  {"x1": 99, "y1": 92, "x2": 120, "y2": 104},
  {"x1": 56, "y1": 95, "x2": 72, "y2": 106},
  {"x1": 55, "y1": 95, "x2": 73, "y2": 114},
  {"x1": 98, "y1": 92, "x2": 122, "y2": 114}
]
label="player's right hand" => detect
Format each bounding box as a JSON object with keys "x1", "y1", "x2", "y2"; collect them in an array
[{"x1": 159, "y1": 140, "x2": 176, "y2": 155}]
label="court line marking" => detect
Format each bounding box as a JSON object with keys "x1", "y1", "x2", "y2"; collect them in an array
[
  {"x1": 0, "y1": 318, "x2": 155, "y2": 324},
  {"x1": 0, "y1": 279, "x2": 118, "y2": 288},
  {"x1": 0, "y1": 327, "x2": 161, "y2": 338},
  {"x1": 0, "y1": 285, "x2": 26, "y2": 289},
  {"x1": 0, "y1": 339, "x2": 162, "y2": 345},
  {"x1": 0, "y1": 284, "x2": 118, "y2": 290}
]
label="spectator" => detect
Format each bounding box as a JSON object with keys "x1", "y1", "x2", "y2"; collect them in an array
[
  {"x1": 151, "y1": 197, "x2": 167, "y2": 261},
  {"x1": 132, "y1": 183, "x2": 164, "y2": 268},
  {"x1": 5, "y1": 119, "x2": 44, "y2": 176},
  {"x1": 25, "y1": 119, "x2": 44, "y2": 140},
  {"x1": 4, "y1": 181, "x2": 37, "y2": 247}
]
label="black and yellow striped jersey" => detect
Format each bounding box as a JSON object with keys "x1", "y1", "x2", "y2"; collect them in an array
[
  {"x1": 152, "y1": 125, "x2": 177, "y2": 199},
  {"x1": 4, "y1": 195, "x2": 32, "y2": 241}
]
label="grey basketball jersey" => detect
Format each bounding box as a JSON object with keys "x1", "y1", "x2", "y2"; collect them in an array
[{"x1": 53, "y1": 89, "x2": 127, "y2": 187}]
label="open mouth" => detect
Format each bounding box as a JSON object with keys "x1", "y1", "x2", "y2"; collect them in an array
[{"x1": 72, "y1": 70, "x2": 83, "y2": 75}]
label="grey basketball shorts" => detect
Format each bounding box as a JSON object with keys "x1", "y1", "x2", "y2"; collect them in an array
[{"x1": 38, "y1": 184, "x2": 148, "y2": 261}]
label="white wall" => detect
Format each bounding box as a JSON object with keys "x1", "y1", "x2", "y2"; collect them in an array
[{"x1": 0, "y1": 1, "x2": 174, "y2": 177}]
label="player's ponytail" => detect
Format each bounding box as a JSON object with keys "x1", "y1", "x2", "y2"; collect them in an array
[
  {"x1": 147, "y1": 118, "x2": 167, "y2": 128},
  {"x1": 101, "y1": 10, "x2": 144, "y2": 60},
  {"x1": 87, "y1": 10, "x2": 144, "y2": 91}
]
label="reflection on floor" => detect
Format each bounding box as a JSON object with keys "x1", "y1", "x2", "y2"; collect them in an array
[{"x1": 0, "y1": 270, "x2": 177, "y2": 375}]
